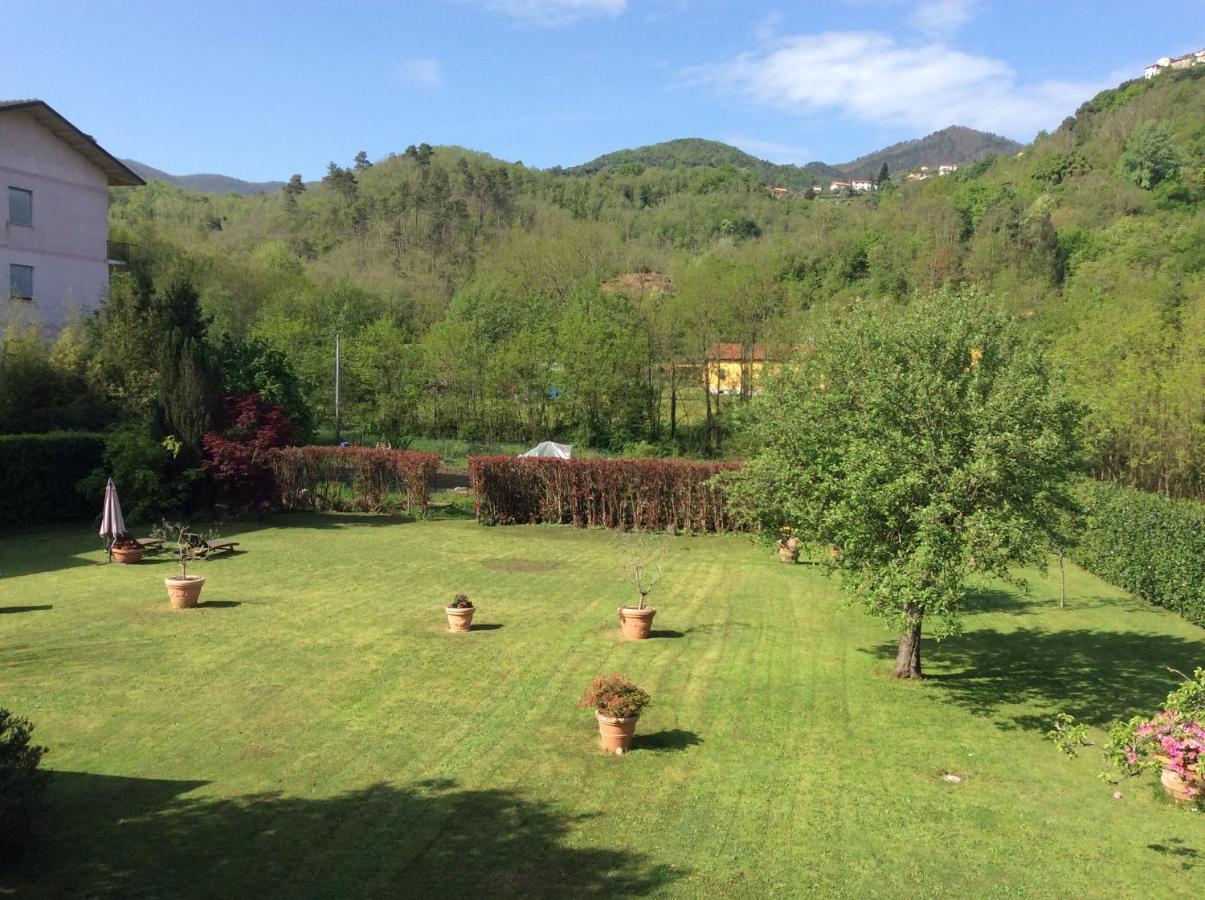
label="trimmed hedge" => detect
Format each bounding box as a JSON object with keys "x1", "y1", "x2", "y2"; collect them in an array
[
  {"x1": 272, "y1": 446, "x2": 439, "y2": 514},
  {"x1": 468, "y1": 456, "x2": 741, "y2": 532},
  {"x1": 1074, "y1": 480, "x2": 1205, "y2": 627},
  {"x1": 0, "y1": 432, "x2": 104, "y2": 528}
]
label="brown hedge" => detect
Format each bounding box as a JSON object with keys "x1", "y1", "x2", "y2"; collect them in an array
[
  {"x1": 468, "y1": 456, "x2": 742, "y2": 532},
  {"x1": 272, "y1": 446, "x2": 439, "y2": 514}
]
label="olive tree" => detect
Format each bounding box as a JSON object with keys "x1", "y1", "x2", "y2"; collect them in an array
[{"x1": 727, "y1": 289, "x2": 1082, "y2": 678}]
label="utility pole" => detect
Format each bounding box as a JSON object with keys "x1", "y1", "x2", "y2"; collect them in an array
[{"x1": 334, "y1": 332, "x2": 342, "y2": 443}]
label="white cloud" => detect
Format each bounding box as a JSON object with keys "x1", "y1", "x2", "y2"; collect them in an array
[
  {"x1": 725, "y1": 134, "x2": 812, "y2": 164},
  {"x1": 469, "y1": 0, "x2": 627, "y2": 25},
  {"x1": 396, "y1": 58, "x2": 442, "y2": 88},
  {"x1": 909, "y1": 0, "x2": 976, "y2": 39},
  {"x1": 689, "y1": 31, "x2": 1112, "y2": 141}
]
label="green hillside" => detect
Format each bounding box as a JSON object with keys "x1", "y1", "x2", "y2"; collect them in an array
[
  {"x1": 23, "y1": 66, "x2": 1198, "y2": 495},
  {"x1": 561, "y1": 137, "x2": 841, "y2": 188},
  {"x1": 835, "y1": 125, "x2": 1022, "y2": 177}
]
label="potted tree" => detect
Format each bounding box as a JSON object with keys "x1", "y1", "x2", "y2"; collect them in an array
[
  {"x1": 580, "y1": 674, "x2": 651, "y2": 755},
  {"x1": 777, "y1": 527, "x2": 801, "y2": 563},
  {"x1": 445, "y1": 592, "x2": 475, "y2": 632},
  {"x1": 156, "y1": 522, "x2": 209, "y2": 609},
  {"x1": 110, "y1": 533, "x2": 144, "y2": 565},
  {"x1": 618, "y1": 539, "x2": 664, "y2": 639}
]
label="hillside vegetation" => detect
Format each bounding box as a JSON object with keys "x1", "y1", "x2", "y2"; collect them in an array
[{"x1": 12, "y1": 68, "x2": 1198, "y2": 495}]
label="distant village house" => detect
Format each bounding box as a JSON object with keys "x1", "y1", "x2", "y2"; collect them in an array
[
  {"x1": 1145, "y1": 49, "x2": 1205, "y2": 79},
  {"x1": 707, "y1": 342, "x2": 776, "y2": 396}
]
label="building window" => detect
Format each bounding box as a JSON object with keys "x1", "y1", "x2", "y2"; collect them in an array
[
  {"x1": 8, "y1": 187, "x2": 33, "y2": 227},
  {"x1": 9, "y1": 264, "x2": 33, "y2": 301}
]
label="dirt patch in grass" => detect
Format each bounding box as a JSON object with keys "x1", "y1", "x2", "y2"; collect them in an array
[{"x1": 481, "y1": 558, "x2": 562, "y2": 573}]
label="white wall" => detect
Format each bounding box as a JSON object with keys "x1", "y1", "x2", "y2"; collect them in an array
[{"x1": 0, "y1": 109, "x2": 111, "y2": 332}]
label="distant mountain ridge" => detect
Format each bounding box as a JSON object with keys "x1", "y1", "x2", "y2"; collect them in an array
[
  {"x1": 120, "y1": 159, "x2": 285, "y2": 196},
  {"x1": 123, "y1": 125, "x2": 1023, "y2": 196},
  {"x1": 566, "y1": 126, "x2": 1023, "y2": 187}
]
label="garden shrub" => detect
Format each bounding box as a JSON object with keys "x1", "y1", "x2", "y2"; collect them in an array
[
  {"x1": 1074, "y1": 480, "x2": 1205, "y2": 626},
  {"x1": 468, "y1": 456, "x2": 741, "y2": 532},
  {"x1": 273, "y1": 446, "x2": 439, "y2": 514},
  {"x1": 0, "y1": 432, "x2": 103, "y2": 528},
  {"x1": 0, "y1": 709, "x2": 48, "y2": 863},
  {"x1": 202, "y1": 392, "x2": 294, "y2": 514}
]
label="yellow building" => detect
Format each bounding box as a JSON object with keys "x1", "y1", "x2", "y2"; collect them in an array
[{"x1": 707, "y1": 343, "x2": 773, "y2": 395}]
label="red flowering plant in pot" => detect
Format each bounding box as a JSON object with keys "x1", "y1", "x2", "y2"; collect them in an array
[
  {"x1": 110, "y1": 533, "x2": 144, "y2": 565},
  {"x1": 445, "y1": 592, "x2": 475, "y2": 632},
  {"x1": 580, "y1": 674, "x2": 651, "y2": 755},
  {"x1": 1105, "y1": 667, "x2": 1205, "y2": 804},
  {"x1": 618, "y1": 537, "x2": 665, "y2": 639}
]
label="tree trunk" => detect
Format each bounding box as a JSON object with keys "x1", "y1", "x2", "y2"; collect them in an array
[{"x1": 893, "y1": 607, "x2": 923, "y2": 679}]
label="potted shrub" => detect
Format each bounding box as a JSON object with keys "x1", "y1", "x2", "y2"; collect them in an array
[
  {"x1": 777, "y1": 527, "x2": 801, "y2": 563},
  {"x1": 618, "y1": 539, "x2": 664, "y2": 639},
  {"x1": 1106, "y1": 667, "x2": 1204, "y2": 804},
  {"x1": 155, "y1": 522, "x2": 209, "y2": 609},
  {"x1": 110, "y1": 533, "x2": 144, "y2": 565},
  {"x1": 445, "y1": 592, "x2": 475, "y2": 632},
  {"x1": 580, "y1": 674, "x2": 651, "y2": 755}
]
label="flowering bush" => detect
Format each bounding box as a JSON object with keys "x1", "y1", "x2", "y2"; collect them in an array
[
  {"x1": 448, "y1": 592, "x2": 473, "y2": 609},
  {"x1": 579, "y1": 674, "x2": 651, "y2": 720},
  {"x1": 1105, "y1": 667, "x2": 1205, "y2": 798},
  {"x1": 777, "y1": 526, "x2": 800, "y2": 550}
]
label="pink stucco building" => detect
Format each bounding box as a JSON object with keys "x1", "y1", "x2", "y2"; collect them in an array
[{"x1": 1, "y1": 100, "x2": 143, "y2": 332}]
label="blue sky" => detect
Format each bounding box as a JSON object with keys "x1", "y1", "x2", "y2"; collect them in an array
[{"x1": 9, "y1": 0, "x2": 1204, "y2": 180}]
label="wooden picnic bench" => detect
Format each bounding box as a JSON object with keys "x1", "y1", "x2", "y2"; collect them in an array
[{"x1": 183, "y1": 533, "x2": 240, "y2": 558}]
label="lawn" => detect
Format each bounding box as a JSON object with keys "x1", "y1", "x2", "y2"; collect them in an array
[{"x1": 1, "y1": 515, "x2": 1202, "y2": 897}]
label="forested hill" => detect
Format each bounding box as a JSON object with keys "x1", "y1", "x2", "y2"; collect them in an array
[
  {"x1": 561, "y1": 138, "x2": 842, "y2": 189},
  {"x1": 835, "y1": 126, "x2": 1022, "y2": 177},
  {"x1": 563, "y1": 127, "x2": 1021, "y2": 187},
  {"x1": 93, "y1": 67, "x2": 1204, "y2": 496},
  {"x1": 120, "y1": 159, "x2": 285, "y2": 195}
]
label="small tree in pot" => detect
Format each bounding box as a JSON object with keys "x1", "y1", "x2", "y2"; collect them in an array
[
  {"x1": 580, "y1": 674, "x2": 651, "y2": 755},
  {"x1": 155, "y1": 521, "x2": 213, "y2": 609},
  {"x1": 618, "y1": 537, "x2": 665, "y2": 639},
  {"x1": 776, "y1": 526, "x2": 801, "y2": 563},
  {"x1": 445, "y1": 592, "x2": 475, "y2": 632}
]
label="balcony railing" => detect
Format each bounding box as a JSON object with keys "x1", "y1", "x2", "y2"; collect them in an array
[{"x1": 107, "y1": 240, "x2": 133, "y2": 266}]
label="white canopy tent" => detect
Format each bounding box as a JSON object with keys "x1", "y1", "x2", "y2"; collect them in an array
[{"x1": 521, "y1": 441, "x2": 572, "y2": 459}]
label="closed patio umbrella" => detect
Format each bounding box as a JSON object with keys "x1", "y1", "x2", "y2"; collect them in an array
[{"x1": 99, "y1": 478, "x2": 126, "y2": 562}]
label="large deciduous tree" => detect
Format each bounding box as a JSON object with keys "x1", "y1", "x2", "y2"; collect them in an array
[{"x1": 727, "y1": 288, "x2": 1083, "y2": 678}]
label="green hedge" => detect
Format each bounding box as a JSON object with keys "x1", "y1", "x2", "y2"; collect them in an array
[
  {"x1": 1074, "y1": 480, "x2": 1205, "y2": 627},
  {"x1": 0, "y1": 432, "x2": 104, "y2": 528}
]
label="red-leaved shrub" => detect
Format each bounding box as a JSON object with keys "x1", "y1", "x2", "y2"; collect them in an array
[
  {"x1": 272, "y1": 446, "x2": 438, "y2": 514},
  {"x1": 468, "y1": 456, "x2": 741, "y2": 532},
  {"x1": 202, "y1": 392, "x2": 294, "y2": 513}
]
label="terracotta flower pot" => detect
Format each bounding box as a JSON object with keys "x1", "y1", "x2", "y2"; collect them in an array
[
  {"x1": 112, "y1": 546, "x2": 144, "y2": 564},
  {"x1": 618, "y1": 606, "x2": 656, "y2": 639},
  {"x1": 777, "y1": 545, "x2": 798, "y2": 563},
  {"x1": 596, "y1": 710, "x2": 639, "y2": 755},
  {"x1": 1160, "y1": 767, "x2": 1202, "y2": 803},
  {"x1": 165, "y1": 576, "x2": 205, "y2": 609},
  {"x1": 445, "y1": 606, "x2": 475, "y2": 632}
]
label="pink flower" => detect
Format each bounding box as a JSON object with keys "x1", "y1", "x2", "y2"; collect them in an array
[{"x1": 1113, "y1": 791, "x2": 1123, "y2": 800}]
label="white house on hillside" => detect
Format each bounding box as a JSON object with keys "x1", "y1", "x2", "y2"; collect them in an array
[
  {"x1": 1145, "y1": 49, "x2": 1205, "y2": 78},
  {"x1": 1, "y1": 100, "x2": 143, "y2": 331}
]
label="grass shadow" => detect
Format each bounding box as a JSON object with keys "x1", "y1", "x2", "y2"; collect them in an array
[
  {"x1": 648, "y1": 630, "x2": 686, "y2": 639},
  {"x1": 868, "y1": 627, "x2": 1205, "y2": 732},
  {"x1": 0, "y1": 605, "x2": 53, "y2": 614},
  {"x1": 470, "y1": 623, "x2": 504, "y2": 631},
  {"x1": 197, "y1": 600, "x2": 241, "y2": 609},
  {"x1": 1147, "y1": 837, "x2": 1201, "y2": 871},
  {"x1": 5, "y1": 771, "x2": 681, "y2": 897},
  {"x1": 633, "y1": 730, "x2": 703, "y2": 753}
]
